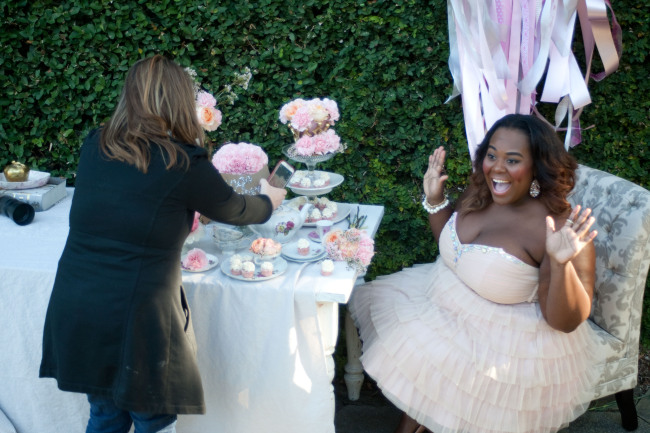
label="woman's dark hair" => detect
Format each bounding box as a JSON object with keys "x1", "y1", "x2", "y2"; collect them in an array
[{"x1": 462, "y1": 114, "x2": 577, "y2": 215}]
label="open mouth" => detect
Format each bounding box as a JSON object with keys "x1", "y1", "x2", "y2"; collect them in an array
[{"x1": 492, "y1": 179, "x2": 511, "y2": 194}]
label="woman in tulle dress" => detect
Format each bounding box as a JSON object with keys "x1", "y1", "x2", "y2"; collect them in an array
[{"x1": 349, "y1": 114, "x2": 600, "y2": 433}]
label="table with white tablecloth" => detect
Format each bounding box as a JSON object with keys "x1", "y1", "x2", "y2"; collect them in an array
[{"x1": 0, "y1": 189, "x2": 383, "y2": 433}]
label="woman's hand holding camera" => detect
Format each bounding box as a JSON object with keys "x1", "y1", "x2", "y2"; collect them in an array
[{"x1": 259, "y1": 178, "x2": 287, "y2": 211}]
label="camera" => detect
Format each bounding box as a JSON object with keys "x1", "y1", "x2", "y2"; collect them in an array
[{"x1": 0, "y1": 195, "x2": 35, "y2": 226}]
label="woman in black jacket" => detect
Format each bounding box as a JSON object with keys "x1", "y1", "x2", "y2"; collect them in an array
[{"x1": 39, "y1": 55, "x2": 286, "y2": 433}]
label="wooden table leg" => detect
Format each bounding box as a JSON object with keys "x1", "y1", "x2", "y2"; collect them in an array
[{"x1": 344, "y1": 308, "x2": 364, "y2": 401}]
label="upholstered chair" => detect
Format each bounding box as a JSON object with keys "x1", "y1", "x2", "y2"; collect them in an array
[
  {"x1": 344, "y1": 164, "x2": 650, "y2": 431},
  {"x1": 567, "y1": 165, "x2": 650, "y2": 430}
]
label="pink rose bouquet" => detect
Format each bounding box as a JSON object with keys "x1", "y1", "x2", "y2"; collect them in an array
[
  {"x1": 212, "y1": 142, "x2": 269, "y2": 175},
  {"x1": 182, "y1": 248, "x2": 208, "y2": 271},
  {"x1": 279, "y1": 97, "x2": 344, "y2": 157},
  {"x1": 323, "y1": 228, "x2": 375, "y2": 272}
]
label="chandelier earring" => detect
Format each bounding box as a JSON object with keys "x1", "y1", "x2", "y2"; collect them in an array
[{"x1": 529, "y1": 179, "x2": 540, "y2": 198}]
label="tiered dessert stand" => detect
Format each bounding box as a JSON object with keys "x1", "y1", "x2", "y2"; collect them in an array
[{"x1": 282, "y1": 145, "x2": 344, "y2": 198}]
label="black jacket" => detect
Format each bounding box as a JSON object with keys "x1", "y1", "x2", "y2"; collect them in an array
[{"x1": 39, "y1": 129, "x2": 272, "y2": 414}]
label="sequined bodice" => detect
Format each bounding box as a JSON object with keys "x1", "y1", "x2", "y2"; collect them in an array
[{"x1": 438, "y1": 213, "x2": 539, "y2": 304}]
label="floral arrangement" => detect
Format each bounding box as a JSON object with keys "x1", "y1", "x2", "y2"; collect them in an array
[
  {"x1": 186, "y1": 66, "x2": 252, "y2": 132},
  {"x1": 185, "y1": 211, "x2": 204, "y2": 244},
  {"x1": 182, "y1": 248, "x2": 209, "y2": 271},
  {"x1": 279, "y1": 97, "x2": 344, "y2": 157},
  {"x1": 323, "y1": 228, "x2": 375, "y2": 272},
  {"x1": 212, "y1": 142, "x2": 268, "y2": 175}
]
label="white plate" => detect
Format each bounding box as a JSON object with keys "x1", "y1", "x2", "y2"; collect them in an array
[
  {"x1": 181, "y1": 253, "x2": 219, "y2": 273},
  {"x1": 303, "y1": 202, "x2": 352, "y2": 227},
  {"x1": 0, "y1": 170, "x2": 50, "y2": 190},
  {"x1": 289, "y1": 171, "x2": 344, "y2": 196},
  {"x1": 281, "y1": 240, "x2": 327, "y2": 261},
  {"x1": 221, "y1": 256, "x2": 288, "y2": 281}
]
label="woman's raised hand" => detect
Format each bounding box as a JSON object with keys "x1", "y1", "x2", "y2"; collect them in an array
[
  {"x1": 259, "y1": 178, "x2": 287, "y2": 210},
  {"x1": 423, "y1": 146, "x2": 449, "y2": 205},
  {"x1": 545, "y1": 205, "x2": 598, "y2": 264}
]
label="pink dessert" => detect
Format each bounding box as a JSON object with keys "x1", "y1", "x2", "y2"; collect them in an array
[
  {"x1": 297, "y1": 238, "x2": 310, "y2": 256},
  {"x1": 242, "y1": 261, "x2": 256, "y2": 278},
  {"x1": 250, "y1": 238, "x2": 282, "y2": 257},
  {"x1": 260, "y1": 261, "x2": 274, "y2": 277}
]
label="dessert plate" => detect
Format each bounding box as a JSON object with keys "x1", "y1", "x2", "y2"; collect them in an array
[
  {"x1": 288, "y1": 171, "x2": 344, "y2": 195},
  {"x1": 302, "y1": 202, "x2": 352, "y2": 227},
  {"x1": 220, "y1": 256, "x2": 288, "y2": 281},
  {"x1": 181, "y1": 253, "x2": 219, "y2": 273},
  {"x1": 281, "y1": 240, "x2": 327, "y2": 262}
]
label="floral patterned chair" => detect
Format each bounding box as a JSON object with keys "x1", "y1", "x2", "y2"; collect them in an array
[
  {"x1": 568, "y1": 165, "x2": 650, "y2": 431},
  {"x1": 344, "y1": 165, "x2": 650, "y2": 431}
]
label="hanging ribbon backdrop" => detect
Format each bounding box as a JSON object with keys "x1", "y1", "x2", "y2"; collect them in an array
[{"x1": 446, "y1": 0, "x2": 622, "y2": 158}]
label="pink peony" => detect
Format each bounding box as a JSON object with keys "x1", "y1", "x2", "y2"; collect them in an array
[
  {"x1": 196, "y1": 90, "x2": 217, "y2": 108},
  {"x1": 183, "y1": 248, "x2": 208, "y2": 270},
  {"x1": 197, "y1": 106, "x2": 222, "y2": 131},
  {"x1": 212, "y1": 142, "x2": 268, "y2": 174}
]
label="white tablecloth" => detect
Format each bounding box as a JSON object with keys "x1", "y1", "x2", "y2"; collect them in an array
[{"x1": 0, "y1": 189, "x2": 384, "y2": 433}]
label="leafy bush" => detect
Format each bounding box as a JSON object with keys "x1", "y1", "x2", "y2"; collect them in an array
[{"x1": 1, "y1": 0, "x2": 649, "y2": 342}]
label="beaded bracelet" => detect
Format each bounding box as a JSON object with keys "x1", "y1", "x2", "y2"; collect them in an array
[{"x1": 422, "y1": 195, "x2": 449, "y2": 214}]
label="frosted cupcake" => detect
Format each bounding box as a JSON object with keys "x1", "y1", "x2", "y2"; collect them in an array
[
  {"x1": 242, "y1": 261, "x2": 256, "y2": 278},
  {"x1": 299, "y1": 177, "x2": 312, "y2": 188},
  {"x1": 313, "y1": 178, "x2": 328, "y2": 188},
  {"x1": 290, "y1": 171, "x2": 306, "y2": 186},
  {"x1": 321, "y1": 208, "x2": 335, "y2": 220},
  {"x1": 321, "y1": 259, "x2": 335, "y2": 276},
  {"x1": 230, "y1": 258, "x2": 243, "y2": 276},
  {"x1": 260, "y1": 261, "x2": 274, "y2": 277},
  {"x1": 308, "y1": 208, "x2": 322, "y2": 223},
  {"x1": 297, "y1": 238, "x2": 310, "y2": 256}
]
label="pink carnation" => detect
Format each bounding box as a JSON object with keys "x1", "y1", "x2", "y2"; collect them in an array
[
  {"x1": 290, "y1": 107, "x2": 313, "y2": 132},
  {"x1": 196, "y1": 90, "x2": 217, "y2": 108},
  {"x1": 323, "y1": 228, "x2": 375, "y2": 271},
  {"x1": 212, "y1": 142, "x2": 269, "y2": 175},
  {"x1": 321, "y1": 98, "x2": 340, "y2": 122},
  {"x1": 294, "y1": 130, "x2": 341, "y2": 156},
  {"x1": 183, "y1": 248, "x2": 208, "y2": 271}
]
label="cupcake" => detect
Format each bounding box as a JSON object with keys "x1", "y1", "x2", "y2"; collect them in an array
[
  {"x1": 242, "y1": 261, "x2": 256, "y2": 278},
  {"x1": 321, "y1": 259, "x2": 335, "y2": 276},
  {"x1": 318, "y1": 172, "x2": 331, "y2": 185},
  {"x1": 297, "y1": 238, "x2": 310, "y2": 256},
  {"x1": 230, "y1": 258, "x2": 242, "y2": 276},
  {"x1": 291, "y1": 171, "x2": 306, "y2": 186},
  {"x1": 313, "y1": 178, "x2": 327, "y2": 188},
  {"x1": 299, "y1": 177, "x2": 312, "y2": 188},
  {"x1": 260, "y1": 261, "x2": 274, "y2": 277},
  {"x1": 321, "y1": 207, "x2": 334, "y2": 220},
  {"x1": 308, "y1": 208, "x2": 322, "y2": 223}
]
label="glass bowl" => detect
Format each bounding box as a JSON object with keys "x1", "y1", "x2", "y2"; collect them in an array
[{"x1": 211, "y1": 224, "x2": 245, "y2": 255}]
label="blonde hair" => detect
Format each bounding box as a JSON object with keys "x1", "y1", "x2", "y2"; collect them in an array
[{"x1": 100, "y1": 55, "x2": 205, "y2": 172}]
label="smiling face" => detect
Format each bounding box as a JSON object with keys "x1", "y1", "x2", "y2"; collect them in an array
[{"x1": 482, "y1": 127, "x2": 535, "y2": 206}]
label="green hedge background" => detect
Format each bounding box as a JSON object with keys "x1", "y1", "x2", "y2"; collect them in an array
[{"x1": 2, "y1": 0, "x2": 649, "y2": 343}]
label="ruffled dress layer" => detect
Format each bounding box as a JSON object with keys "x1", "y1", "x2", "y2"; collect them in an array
[{"x1": 349, "y1": 213, "x2": 599, "y2": 433}]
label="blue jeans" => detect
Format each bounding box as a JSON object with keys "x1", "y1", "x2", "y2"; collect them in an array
[{"x1": 86, "y1": 395, "x2": 177, "y2": 433}]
